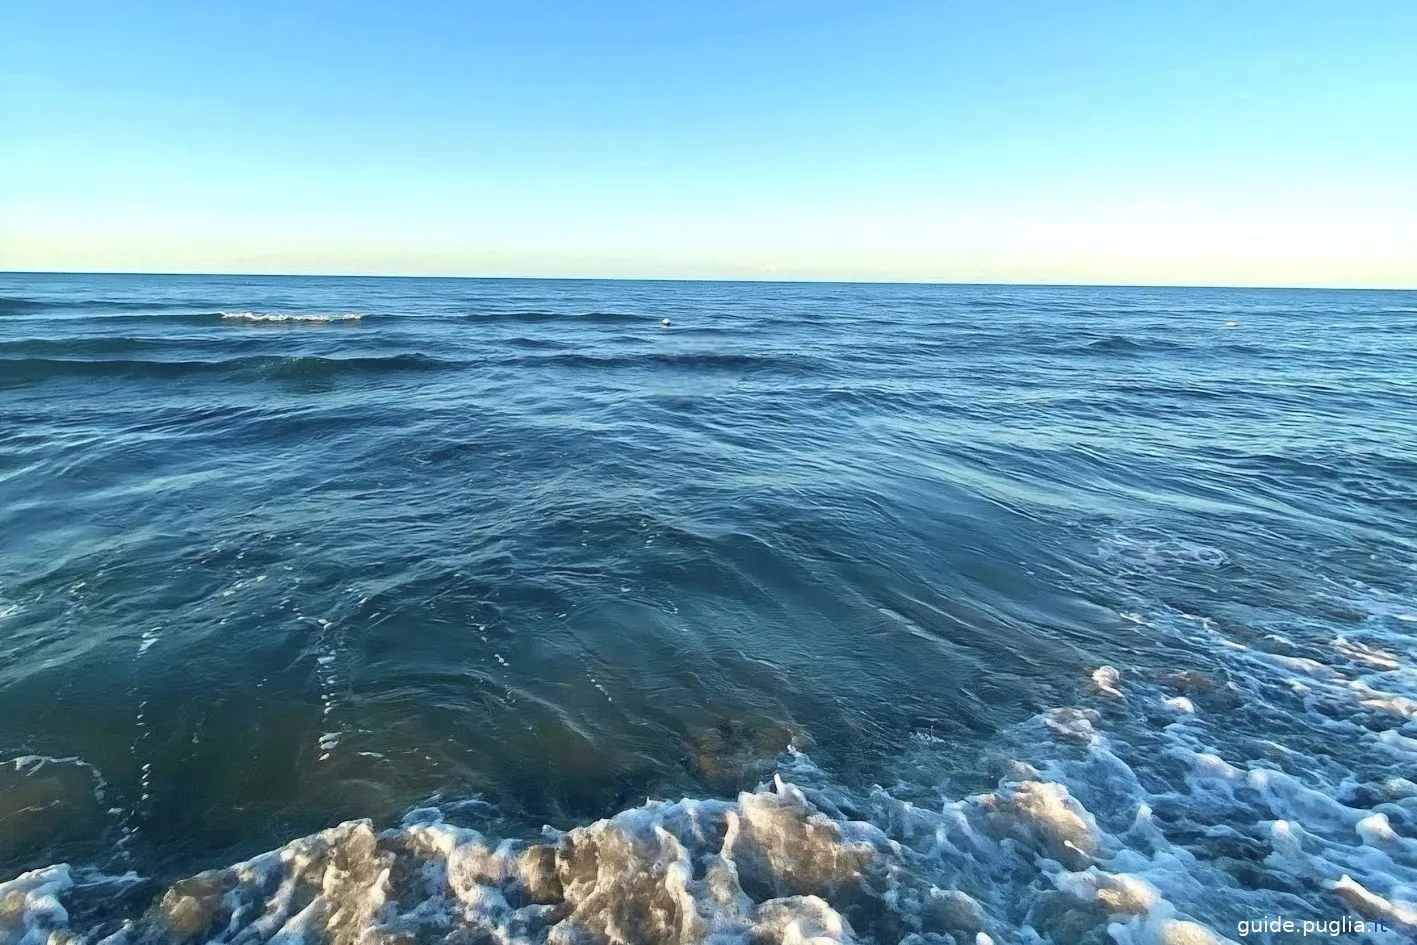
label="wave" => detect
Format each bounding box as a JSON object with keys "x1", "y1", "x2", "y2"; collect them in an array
[
  {"x1": 0, "y1": 297, "x2": 216, "y2": 316},
  {"x1": 0, "y1": 337, "x2": 191, "y2": 358},
  {"x1": 1063, "y1": 336, "x2": 1274, "y2": 358},
  {"x1": 0, "y1": 345, "x2": 806, "y2": 385},
  {"x1": 0, "y1": 349, "x2": 793, "y2": 384},
  {"x1": 460, "y1": 310, "x2": 647, "y2": 325},
  {"x1": 50, "y1": 310, "x2": 367, "y2": 327},
  {"x1": 0, "y1": 297, "x2": 50, "y2": 316},
  {"x1": 1080, "y1": 335, "x2": 1155, "y2": 354},
  {"x1": 0, "y1": 353, "x2": 454, "y2": 384},
  {"x1": 1097, "y1": 531, "x2": 1230, "y2": 571},
  {"x1": 1071, "y1": 336, "x2": 1195, "y2": 355},
  {"x1": 8, "y1": 572, "x2": 1416, "y2": 944},
  {"x1": 219, "y1": 311, "x2": 364, "y2": 324},
  {"x1": 2, "y1": 309, "x2": 657, "y2": 328},
  {"x1": 505, "y1": 336, "x2": 575, "y2": 350},
  {"x1": 512, "y1": 351, "x2": 817, "y2": 373}
]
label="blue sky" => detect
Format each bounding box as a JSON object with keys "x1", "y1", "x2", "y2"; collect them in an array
[{"x1": 3, "y1": 1, "x2": 1415, "y2": 285}]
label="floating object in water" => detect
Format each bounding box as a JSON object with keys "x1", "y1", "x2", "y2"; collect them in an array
[
  {"x1": 661, "y1": 318, "x2": 672, "y2": 327},
  {"x1": 1225, "y1": 321, "x2": 1239, "y2": 329}
]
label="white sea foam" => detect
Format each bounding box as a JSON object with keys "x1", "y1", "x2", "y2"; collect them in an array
[
  {"x1": 0, "y1": 865, "x2": 74, "y2": 942},
  {"x1": 219, "y1": 311, "x2": 364, "y2": 323},
  {"x1": 1092, "y1": 664, "x2": 1124, "y2": 698},
  {"x1": 6, "y1": 579, "x2": 1417, "y2": 945}
]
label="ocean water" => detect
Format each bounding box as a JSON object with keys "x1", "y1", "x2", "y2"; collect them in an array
[{"x1": 1, "y1": 272, "x2": 1415, "y2": 945}]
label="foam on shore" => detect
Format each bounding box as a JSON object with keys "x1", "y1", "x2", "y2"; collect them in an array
[{"x1": 6, "y1": 583, "x2": 1416, "y2": 944}]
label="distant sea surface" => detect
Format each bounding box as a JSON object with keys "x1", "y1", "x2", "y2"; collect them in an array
[{"x1": 2, "y1": 273, "x2": 1415, "y2": 943}]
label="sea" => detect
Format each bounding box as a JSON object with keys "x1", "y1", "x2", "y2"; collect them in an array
[{"x1": 1, "y1": 272, "x2": 1414, "y2": 944}]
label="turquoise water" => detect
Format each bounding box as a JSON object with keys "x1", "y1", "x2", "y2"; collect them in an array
[{"x1": 1, "y1": 274, "x2": 1415, "y2": 943}]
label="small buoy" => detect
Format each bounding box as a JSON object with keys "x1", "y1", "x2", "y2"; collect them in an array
[
  {"x1": 1224, "y1": 321, "x2": 1238, "y2": 329},
  {"x1": 661, "y1": 318, "x2": 671, "y2": 327}
]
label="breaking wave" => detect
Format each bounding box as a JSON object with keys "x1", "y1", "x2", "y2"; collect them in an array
[
  {"x1": 6, "y1": 576, "x2": 1415, "y2": 945},
  {"x1": 219, "y1": 311, "x2": 365, "y2": 324},
  {"x1": 3, "y1": 307, "x2": 671, "y2": 328}
]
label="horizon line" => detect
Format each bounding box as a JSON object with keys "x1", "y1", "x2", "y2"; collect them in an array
[{"x1": 3, "y1": 269, "x2": 1415, "y2": 293}]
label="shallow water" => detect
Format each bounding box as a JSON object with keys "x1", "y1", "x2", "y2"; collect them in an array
[{"x1": 1, "y1": 274, "x2": 1414, "y2": 943}]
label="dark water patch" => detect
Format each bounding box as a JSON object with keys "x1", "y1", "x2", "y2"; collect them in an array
[
  {"x1": 1210, "y1": 341, "x2": 1270, "y2": 355},
  {"x1": 1103, "y1": 379, "x2": 1235, "y2": 400},
  {"x1": 1074, "y1": 334, "x2": 1191, "y2": 354},
  {"x1": 0, "y1": 297, "x2": 224, "y2": 316},
  {"x1": 460, "y1": 310, "x2": 648, "y2": 325},
  {"x1": 0, "y1": 297, "x2": 51, "y2": 316},
  {"x1": 260, "y1": 353, "x2": 452, "y2": 380},
  {"x1": 0, "y1": 336, "x2": 274, "y2": 360},
  {"x1": 507, "y1": 350, "x2": 821, "y2": 373},
  {"x1": 765, "y1": 384, "x2": 949, "y2": 416},
  {"x1": 0, "y1": 337, "x2": 173, "y2": 358},
  {"x1": 0, "y1": 353, "x2": 456, "y2": 385},
  {"x1": 503, "y1": 336, "x2": 575, "y2": 350}
]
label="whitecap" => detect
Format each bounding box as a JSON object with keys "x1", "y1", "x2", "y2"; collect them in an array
[
  {"x1": 219, "y1": 311, "x2": 364, "y2": 323},
  {"x1": 9, "y1": 579, "x2": 1417, "y2": 945}
]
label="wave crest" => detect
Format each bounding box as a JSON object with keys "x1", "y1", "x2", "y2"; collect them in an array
[
  {"x1": 0, "y1": 353, "x2": 452, "y2": 384},
  {"x1": 460, "y1": 310, "x2": 645, "y2": 325},
  {"x1": 516, "y1": 351, "x2": 817, "y2": 373},
  {"x1": 219, "y1": 312, "x2": 364, "y2": 324},
  {"x1": 7, "y1": 586, "x2": 1417, "y2": 945}
]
